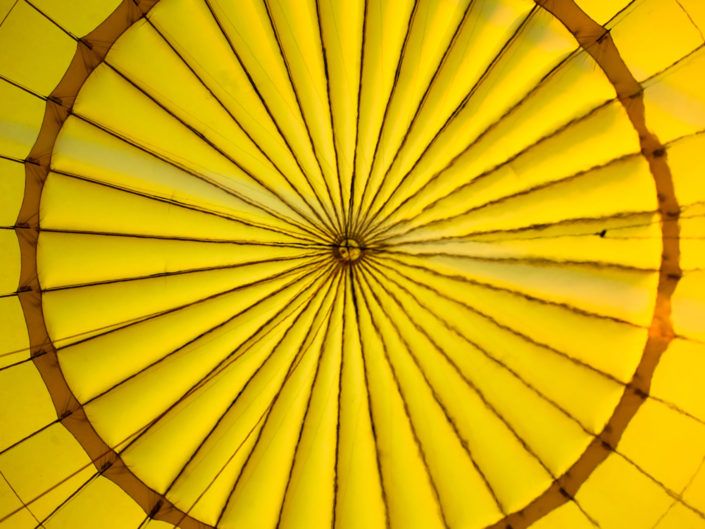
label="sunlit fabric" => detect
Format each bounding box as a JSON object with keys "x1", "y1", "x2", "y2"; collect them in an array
[{"x1": 1, "y1": 0, "x2": 704, "y2": 528}]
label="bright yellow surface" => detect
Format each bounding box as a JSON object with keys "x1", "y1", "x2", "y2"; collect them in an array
[
  {"x1": 0, "y1": 0, "x2": 75, "y2": 95},
  {"x1": 1, "y1": 0, "x2": 704, "y2": 528},
  {"x1": 575, "y1": 453, "x2": 674, "y2": 528},
  {"x1": 0, "y1": 296, "x2": 29, "y2": 369},
  {"x1": 0, "y1": 81, "x2": 44, "y2": 159},
  {"x1": 610, "y1": 0, "x2": 703, "y2": 82}
]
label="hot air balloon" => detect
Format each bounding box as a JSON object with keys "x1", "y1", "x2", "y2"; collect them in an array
[{"x1": 1, "y1": 0, "x2": 704, "y2": 528}]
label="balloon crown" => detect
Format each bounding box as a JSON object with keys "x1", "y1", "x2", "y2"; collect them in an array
[{"x1": 333, "y1": 236, "x2": 365, "y2": 264}]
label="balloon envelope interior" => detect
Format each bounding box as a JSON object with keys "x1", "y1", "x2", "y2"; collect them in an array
[{"x1": 1, "y1": 0, "x2": 705, "y2": 528}]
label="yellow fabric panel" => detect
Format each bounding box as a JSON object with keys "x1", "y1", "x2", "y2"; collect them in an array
[
  {"x1": 0, "y1": 0, "x2": 75, "y2": 95},
  {"x1": 375, "y1": 49, "x2": 618, "y2": 227},
  {"x1": 402, "y1": 47, "x2": 616, "y2": 217},
  {"x1": 51, "y1": 120, "x2": 312, "y2": 239},
  {"x1": 165, "y1": 407, "x2": 263, "y2": 525},
  {"x1": 359, "y1": 0, "x2": 472, "y2": 216},
  {"x1": 671, "y1": 270, "x2": 705, "y2": 341},
  {"x1": 617, "y1": 399, "x2": 705, "y2": 493},
  {"x1": 29, "y1": 0, "x2": 121, "y2": 38},
  {"x1": 42, "y1": 254, "x2": 310, "y2": 345},
  {"x1": 370, "y1": 262, "x2": 594, "y2": 477},
  {"x1": 381, "y1": 101, "x2": 642, "y2": 237},
  {"x1": 390, "y1": 219, "x2": 661, "y2": 272},
  {"x1": 0, "y1": 0, "x2": 17, "y2": 22},
  {"x1": 610, "y1": 0, "x2": 702, "y2": 82},
  {"x1": 395, "y1": 152, "x2": 655, "y2": 246},
  {"x1": 117, "y1": 270, "x2": 332, "y2": 506},
  {"x1": 37, "y1": 232, "x2": 313, "y2": 289},
  {"x1": 433, "y1": 207, "x2": 656, "y2": 240},
  {"x1": 44, "y1": 476, "x2": 146, "y2": 529},
  {"x1": 71, "y1": 65, "x2": 309, "y2": 232},
  {"x1": 121, "y1": 316, "x2": 299, "y2": 498},
  {"x1": 38, "y1": 174, "x2": 303, "y2": 252},
  {"x1": 684, "y1": 460, "x2": 705, "y2": 512},
  {"x1": 372, "y1": 264, "x2": 552, "y2": 511},
  {"x1": 667, "y1": 134, "x2": 705, "y2": 272},
  {"x1": 0, "y1": 157, "x2": 21, "y2": 310},
  {"x1": 0, "y1": 471, "x2": 25, "y2": 524},
  {"x1": 643, "y1": 47, "x2": 705, "y2": 144},
  {"x1": 277, "y1": 289, "x2": 343, "y2": 529},
  {"x1": 388, "y1": 249, "x2": 658, "y2": 327},
  {"x1": 574, "y1": 0, "x2": 630, "y2": 25},
  {"x1": 371, "y1": 7, "x2": 577, "y2": 224},
  {"x1": 316, "y1": 0, "x2": 363, "y2": 206},
  {"x1": 0, "y1": 508, "x2": 36, "y2": 529},
  {"x1": 0, "y1": 230, "x2": 18, "y2": 295},
  {"x1": 0, "y1": 80, "x2": 44, "y2": 159},
  {"x1": 264, "y1": 0, "x2": 338, "y2": 188},
  {"x1": 218, "y1": 280, "x2": 337, "y2": 529},
  {"x1": 147, "y1": 0, "x2": 335, "y2": 228},
  {"x1": 678, "y1": 0, "x2": 705, "y2": 35},
  {"x1": 373, "y1": 258, "x2": 624, "y2": 435},
  {"x1": 0, "y1": 158, "x2": 23, "y2": 225},
  {"x1": 381, "y1": 294, "x2": 597, "y2": 480},
  {"x1": 56, "y1": 260, "x2": 319, "y2": 402},
  {"x1": 0, "y1": 423, "x2": 93, "y2": 521},
  {"x1": 652, "y1": 339, "x2": 705, "y2": 424},
  {"x1": 359, "y1": 273, "x2": 503, "y2": 527},
  {"x1": 203, "y1": 0, "x2": 334, "y2": 220},
  {"x1": 82, "y1": 260, "x2": 321, "y2": 431},
  {"x1": 106, "y1": 18, "x2": 320, "y2": 226},
  {"x1": 354, "y1": 277, "x2": 446, "y2": 529},
  {"x1": 333, "y1": 274, "x2": 387, "y2": 529},
  {"x1": 0, "y1": 297, "x2": 28, "y2": 369},
  {"x1": 673, "y1": 214, "x2": 705, "y2": 273},
  {"x1": 454, "y1": 309, "x2": 622, "y2": 434},
  {"x1": 372, "y1": 0, "x2": 533, "y2": 214},
  {"x1": 173, "y1": 284, "x2": 334, "y2": 523},
  {"x1": 0, "y1": 363, "x2": 56, "y2": 452},
  {"x1": 351, "y1": 0, "x2": 415, "y2": 218},
  {"x1": 528, "y1": 500, "x2": 596, "y2": 529},
  {"x1": 182, "y1": 275, "x2": 336, "y2": 523},
  {"x1": 668, "y1": 133, "x2": 705, "y2": 208},
  {"x1": 654, "y1": 503, "x2": 705, "y2": 529},
  {"x1": 376, "y1": 252, "x2": 646, "y2": 379},
  {"x1": 575, "y1": 453, "x2": 673, "y2": 529}
]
